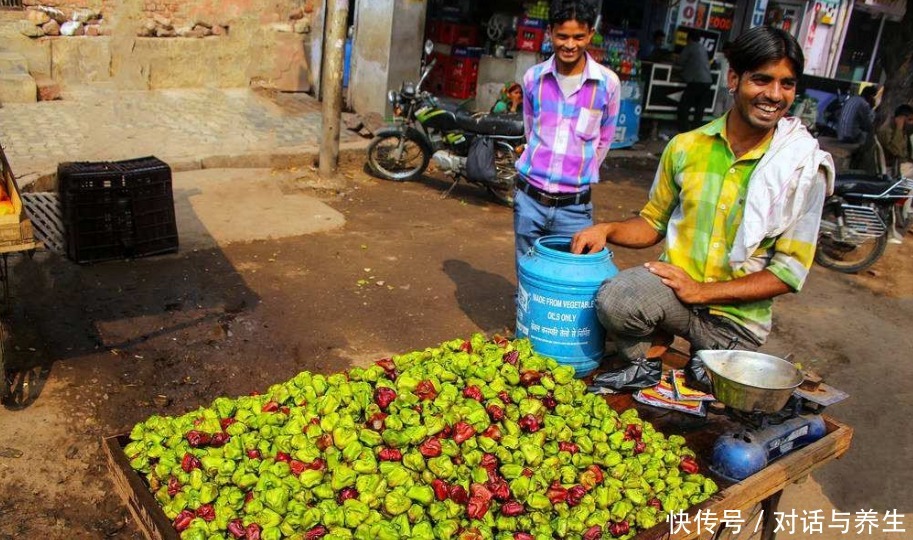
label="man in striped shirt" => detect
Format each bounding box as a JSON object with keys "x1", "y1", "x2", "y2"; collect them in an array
[
  {"x1": 514, "y1": 0, "x2": 620, "y2": 269},
  {"x1": 572, "y1": 27, "x2": 831, "y2": 391},
  {"x1": 836, "y1": 86, "x2": 877, "y2": 144}
]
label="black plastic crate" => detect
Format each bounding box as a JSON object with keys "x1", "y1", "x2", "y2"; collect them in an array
[{"x1": 58, "y1": 157, "x2": 179, "y2": 264}]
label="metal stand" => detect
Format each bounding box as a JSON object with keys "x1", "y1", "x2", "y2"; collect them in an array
[{"x1": 440, "y1": 176, "x2": 460, "y2": 200}]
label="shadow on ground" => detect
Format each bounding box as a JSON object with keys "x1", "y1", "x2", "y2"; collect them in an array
[
  {"x1": 443, "y1": 259, "x2": 515, "y2": 336},
  {"x1": 2, "y1": 185, "x2": 260, "y2": 413}
]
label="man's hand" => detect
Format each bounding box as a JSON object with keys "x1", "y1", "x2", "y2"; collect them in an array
[
  {"x1": 571, "y1": 224, "x2": 610, "y2": 254},
  {"x1": 645, "y1": 261, "x2": 705, "y2": 304}
]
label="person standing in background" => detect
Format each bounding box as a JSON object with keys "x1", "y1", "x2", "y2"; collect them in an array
[
  {"x1": 514, "y1": 0, "x2": 620, "y2": 271},
  {"x1": 837, "y1": 86, "x2": 878, "y2": 144},
  {"x1": 676, "y1": 29, "x2": 713, "y2": 133},
  {"x1": 838, "y1": 86, "x2": 879, "y2": 173},
  {"x1": 877, "y1": 104, "x2": 913, "y2": 178}
]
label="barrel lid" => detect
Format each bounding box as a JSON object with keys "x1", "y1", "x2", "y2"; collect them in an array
[{"x1": 533, "y1": 235, "x2": 612, "y2": 261}]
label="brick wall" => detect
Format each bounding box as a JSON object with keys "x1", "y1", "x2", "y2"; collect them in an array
[
  {"x1": 22, "y1": 0, "x2": 115, "y2": 16},
  {"x1": 19, "y1": 0, "x2": 314, "y2": 29}
]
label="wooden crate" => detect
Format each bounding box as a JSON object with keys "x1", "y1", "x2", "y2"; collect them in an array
[
  {"x1": 0, "y1": 144, "x2": 36, "y2": 248},
  {"x1": 105, "y1": 415, "x2": 853, "y2": 540},
  {"x1": 103, "y1": 434, "x2": 180, "y2": 540}
]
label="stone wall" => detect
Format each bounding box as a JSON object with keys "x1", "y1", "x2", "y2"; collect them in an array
[
  {"x1": 2, "y1": 0, "x2": 319, "y2": 91},
  {"x1": 19, "y1": 0, "x2": 316, "y2": 29}
]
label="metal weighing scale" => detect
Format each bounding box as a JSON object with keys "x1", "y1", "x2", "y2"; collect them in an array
[{"x1": 695, "y1": 350, "x2": 849, "y2": 482}]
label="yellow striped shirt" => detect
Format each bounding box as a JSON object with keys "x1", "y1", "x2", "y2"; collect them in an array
[{"x1": 640, "y1": 114, "x2": 824, "y2": 341}]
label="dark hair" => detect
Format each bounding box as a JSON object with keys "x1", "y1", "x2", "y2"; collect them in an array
[
  {"x1": 687, "y1": 29, "x2": 701, "y2": 42},
  {"x1": 723, "y1": 26, "x2": 804, "y2": 77},
  {"x1": 653, "y1": 30, "x2": 666, "y2": 39},
  {"x1": 860, "y1": 86, "x2": 878, "y2": 99},
  {"x1": 895, "y1": 104, "x2": 913, "y2": 117},
  {"x1": 549, "y1": 0, "x2": 598, "y2": 29}
]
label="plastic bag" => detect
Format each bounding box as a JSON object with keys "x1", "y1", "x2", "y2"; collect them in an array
[
  {"x1": 683, "y1": 356, "x2": 713, "y2": 394},
  {"x1": 465, "y1": 136, "x2": 496, "y2": 183},
  {"x1": 588, "y1": 358, "x2": 662, "y2": 393}
]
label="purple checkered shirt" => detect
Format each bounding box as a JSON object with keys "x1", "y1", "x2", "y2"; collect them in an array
[{"x1": 516, "y1": 54, "x2": 621, "y2": 194}]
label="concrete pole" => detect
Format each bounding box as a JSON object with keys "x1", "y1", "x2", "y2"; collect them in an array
[{"x1": 319, "y1": 0, "x2": 349, "y2": 180}]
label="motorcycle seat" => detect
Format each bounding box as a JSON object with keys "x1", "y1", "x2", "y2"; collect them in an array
[
  {"x1": 454, "y1": 111, "x2": 525, "y2": 137},
  {"x1": 833, "y1": 172, "x2": 894, "y2": 196}
]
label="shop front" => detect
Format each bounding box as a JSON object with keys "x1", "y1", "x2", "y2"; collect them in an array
[
  {"x1": 349, "y1": 0, "x2": 902, "y2": 144},
  {"x1": 414, "y1": 0, "x2": 649, "y2": 148}
]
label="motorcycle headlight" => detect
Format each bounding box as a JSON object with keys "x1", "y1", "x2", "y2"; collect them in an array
[{"x1": 387, "y1": 90, "x2": 398, "y2": 104}]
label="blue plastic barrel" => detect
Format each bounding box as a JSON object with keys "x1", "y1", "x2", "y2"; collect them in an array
[{"x1": 516, "y1": 235, "x2": 618, "y2": 377}]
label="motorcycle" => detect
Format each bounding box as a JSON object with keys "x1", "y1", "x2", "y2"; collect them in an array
[
  {"x1": 816, "y1": 171, "x2": 913, "y2": 273},
  {"x1": 366, "y1": 41, "x2": 525, "y2": 206}
]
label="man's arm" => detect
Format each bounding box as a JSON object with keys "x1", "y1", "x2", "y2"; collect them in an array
[
  {"x1": 676, "y1": 45, "x2": 692, "y2": 70},
  {"x1": 858, "y1": 103, "x2": 874, "y2": 133},
  {"x1": 572, "y1": 141, "x2": 680, "y2": 254},
  {"x1": 571, "y1": 217, "x2": 664, "y2": 254},
  {"x1": 522, "y1": 73, "x2": 534, "y2": 140},
  {"x1": 644, "y1": 263, "x2": 790, "y2": 304},
  {"x1": 595, "y1": 74, "x2": 621, "y2": 164}
]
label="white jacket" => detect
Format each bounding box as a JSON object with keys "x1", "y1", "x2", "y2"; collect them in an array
[{"x1": 729, "y1": 117, "x2": 835, "y2": 269}]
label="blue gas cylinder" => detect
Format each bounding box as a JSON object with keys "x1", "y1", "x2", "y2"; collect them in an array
[{"x1": 516, "y1": 235, "x2": 618, "y2": 377}]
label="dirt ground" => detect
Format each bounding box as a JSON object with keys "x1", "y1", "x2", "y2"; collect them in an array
[{"x1": 1, "y1": 155, "x2": 911, "y2": 539}]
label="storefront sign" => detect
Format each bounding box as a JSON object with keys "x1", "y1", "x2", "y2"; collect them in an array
[
  {"x1": 751, "y1": 0, "x2": 769, "y2": 27},
  {"x1": 673, "y1": 26, "x2": 722, "y2": 57},
  {"x1": 678, "y1": 0, "x2": 701, "y2": 26},
  {"x1": 643, "y1": 63, "x2": 722, "y2": 115},
  {"x1": 708, "y1": 4, "x2": 735, "y2": 31}
]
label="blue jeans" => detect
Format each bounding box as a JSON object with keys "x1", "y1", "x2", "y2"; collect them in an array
[{"x1": 513, "y1": 188, "x2": 594, "y2": 274}]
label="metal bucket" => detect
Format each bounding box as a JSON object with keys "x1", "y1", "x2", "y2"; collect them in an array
[{"x1": 695, "y1": 350, "x2": 804, "y2": 413}]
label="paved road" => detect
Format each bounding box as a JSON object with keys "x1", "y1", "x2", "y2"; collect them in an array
[{"x1": 0, "y1": 87, "x2": 362, "y2": 185}]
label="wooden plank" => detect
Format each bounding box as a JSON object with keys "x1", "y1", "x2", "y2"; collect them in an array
[
  {"x1": 103, "y1": 434, "x2": 180, "y2": 540},
  {"x1": 634, "y1": 416, "x2": 853, "y2": 540},
  {"x1": 0, "y1": 239, "x2": 40, "y2": 254},
  {"x1": 698, "y1": 417, "x2": 852, "y2": 516}
]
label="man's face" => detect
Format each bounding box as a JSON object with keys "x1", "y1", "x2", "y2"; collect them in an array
[
  {"x1": 549, "y1": 20, "x2": 594, "y2": 69},
  {"x1": 727, "y1": 57, "x2": 797, "y2": 133},
  {"x1": 904, "y1": 114, "x2": 913, "y2": 130}
]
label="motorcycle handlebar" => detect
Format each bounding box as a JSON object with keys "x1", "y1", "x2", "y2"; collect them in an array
[{"x1": 418, "y1": 58, "x2": 437, "y2": 90}]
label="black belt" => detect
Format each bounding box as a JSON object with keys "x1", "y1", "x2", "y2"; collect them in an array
[{"x1": 516, "y1": 178, "x2": 591, "y2": 208}]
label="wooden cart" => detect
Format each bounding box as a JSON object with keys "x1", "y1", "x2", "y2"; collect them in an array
[
  {"x1": 0, "y1": 145, "x2": 41, "y2": 403},
  {"x1": 103, "y1": 395, "x2": 852, "y2": 540}
]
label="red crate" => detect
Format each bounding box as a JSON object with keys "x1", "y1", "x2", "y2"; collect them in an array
[
  {"x1": 516, "y1": 26, "x2": 545, "y2": 52},
  {"x1": 448, "y1": 56, "x2": 479, "y2": 82},
  {"x1": 437, "y1": 22, "x2": 480, "y2": 46},
  {"x1": 445, "y1": 78, "x2": 476, "y2": 100}
]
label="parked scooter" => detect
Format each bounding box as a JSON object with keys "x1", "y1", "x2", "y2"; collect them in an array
[
  {"x1": 366, "y1": 41, "x2": 525, "y2": 206},
  {"x1": 816, "y1": 171, "x2": 913, "y2": 273}
]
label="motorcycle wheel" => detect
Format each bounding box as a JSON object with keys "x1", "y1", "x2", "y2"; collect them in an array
[
  {"x1": 815, "y1": 202, "x2": 888, "y2": 273},
  {"x1": 485, "y1": 141, "x2": 518, "y2": 207},
  {"x1": 366, "y1": 132, "x2": 430, "y2": 182}
]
